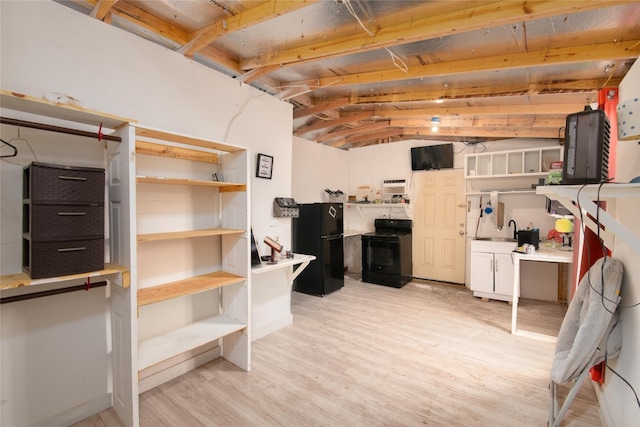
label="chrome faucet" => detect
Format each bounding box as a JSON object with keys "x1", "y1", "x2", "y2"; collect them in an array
[{"x1": 508, "y1": 220, "x2": 517, "y2": 240}]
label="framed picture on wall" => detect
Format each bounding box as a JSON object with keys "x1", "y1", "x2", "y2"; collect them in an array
[{"x1": 256, "y1": 153, "x2": 273, "y2": 179}]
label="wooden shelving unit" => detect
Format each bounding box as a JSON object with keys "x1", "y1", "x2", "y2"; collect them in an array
[{"x1": 132, "y1": 125, "x2": 251, "y2": 390}]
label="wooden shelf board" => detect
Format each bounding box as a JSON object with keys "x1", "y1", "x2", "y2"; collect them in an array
[
  {"x1": 136, "y1": 176, "x2": 246, "y2": 191},
  {"x1": 137, "y1": 228, "x2": 244, "y2": 243},
  {"x1": 135, "y1": 125, "x2": 244, "y2": 153},
  {"x1": 137, "y1": 270, "x2": 245, "y2": 306},
  {"x1": 0, "y1": 263, "x2": 129, "y2": 290},
  {"x1": 1, "y1": 89, "x2": 134, "y2": 129},
  {"x1": 136, "y1": 140, "x2": 218, "y2": 163},
  {"x1": 137, "y1": 314, "x2": 246, "y2": 371}
]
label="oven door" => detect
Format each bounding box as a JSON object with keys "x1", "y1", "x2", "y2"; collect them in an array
[{"x1": 362, "y1": 234, "x2": 407, "y2": 287}]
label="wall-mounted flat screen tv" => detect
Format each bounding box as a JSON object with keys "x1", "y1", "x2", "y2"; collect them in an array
[{"x1": 411, "y1": 144, "x2": 454, "y2": 171}]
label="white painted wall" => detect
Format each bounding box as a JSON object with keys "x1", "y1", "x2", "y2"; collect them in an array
[
  {"x1": 603, "y1": 56, "x2": 640, "y2": 427},
  {"x1": 0, "y1": 1, "x2": 292, "y2": 425},
  {"x1": 291, "y1": 136, "x2": 349, "y2": 203}
]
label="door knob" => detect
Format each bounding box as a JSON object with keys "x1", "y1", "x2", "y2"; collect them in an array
[{"x1": 459, "y1": 231, "x2": 464, "y2": 235}]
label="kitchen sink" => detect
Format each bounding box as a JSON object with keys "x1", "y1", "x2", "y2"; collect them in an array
[{"x1": 473, "y1": 237, "x2": 517, "y2": 242}]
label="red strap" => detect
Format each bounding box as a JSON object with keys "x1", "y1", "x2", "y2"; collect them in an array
[
  {"x1": 85, "y1": 276, "x2": 91, "y2": 291},
  {"x1": 98, "y1": 122, "x2": 103, "y2": 142}
]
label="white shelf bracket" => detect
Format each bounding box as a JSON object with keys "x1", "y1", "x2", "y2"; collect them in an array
[{"x1": 537, "y1": 184, "x2": 640, "y2": 253}]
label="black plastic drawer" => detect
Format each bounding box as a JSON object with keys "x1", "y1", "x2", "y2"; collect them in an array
[
  {"x1": 24, "y1": 162, "x2": 105, "y2": 204},
  {"x1": 25, "y1": 204, "x2": 104, "y2": 241},
  {"x1": 23, "y1": 238, "x2": 104, "y2": 279}
]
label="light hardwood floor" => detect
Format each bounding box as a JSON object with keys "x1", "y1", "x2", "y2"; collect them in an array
[{"x1": 74, "y1": 275, "x2": 601, "y2": 426}]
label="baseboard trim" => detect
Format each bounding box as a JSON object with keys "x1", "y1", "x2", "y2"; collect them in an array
[{"x1": 32, "y1": 393, "x2": 112, "y2": 427}]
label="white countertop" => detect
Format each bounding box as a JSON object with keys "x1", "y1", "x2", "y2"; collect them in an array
[
  {"x1": 251, "y1": 253, "x2": 315, "y2": 275},
  {"x1": 512, "y1": 248, "x2": 573, "y2": 263}
]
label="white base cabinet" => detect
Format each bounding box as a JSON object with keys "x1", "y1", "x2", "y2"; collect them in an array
[{"x1": 470, "y1": 240, "x2": 515, "y2": 302}]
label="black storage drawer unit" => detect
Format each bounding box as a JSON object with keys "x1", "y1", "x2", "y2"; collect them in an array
[
  {"x1": 23, "y1": 238, "x2": 105, "y2": 279},
  {"x1": 22, "y1": 162, "x2": 105, "y2": 279},
  {"x1": 23, "y1": 162, "x2": 105, "y2": 204}
]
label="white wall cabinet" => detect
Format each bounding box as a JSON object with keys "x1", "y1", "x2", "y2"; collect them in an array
[
  {"x1": 465, "y1": 146, "x2": 563, "y2": 194},
  {"x1": 131, "y1": 125, "x2": 251, "y2": 392},
  {"x1": 470, "y1": 240, "x2": 515, "y2": 301}
]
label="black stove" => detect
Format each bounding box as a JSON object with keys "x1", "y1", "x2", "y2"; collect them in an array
[{"x1": 361, "y1": 219, "x2": 413, "y2": 288}]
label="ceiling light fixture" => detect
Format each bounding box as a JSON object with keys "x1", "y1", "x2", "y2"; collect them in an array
[{"x1": 431, "y1": 116, "x2": 440, "y2": 132}]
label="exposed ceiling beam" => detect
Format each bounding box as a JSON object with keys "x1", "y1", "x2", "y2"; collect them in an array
[
  {"x1": 74, "y1": 0, "x2": 302, "y2": 103},
  {"x1": 348, "y1": 78, "x2": 620, "y2": 104},
  {"x1": 293, "y1": 99, "x2": 351, "y2": 119},
  {"x1": 108, "y1": 1, "x2": 188, "y2": 44},
  {"x1": 290, "y1": 40, "x2": 639, "y2": 90},
  {"x1": 292, "y1": 78, "x2": 612, "y2": 119},
  {"x1": 317, "y1": 122, "x2": 390, "y2": 143},
  {"x1": 389, "y1": 116, "x2": 567, "y2": 128},
  {"x1": 90, "y1": 0, "x2": 118, "y2": 20},
  {"x1": 403, "y1": 127, "x2": 563, "y2": 139},
  {"x1": 373, "y1": 103, "x2": 586, "y2": 117},
  {"x1": 344, "y1": 128, "x2": 403, "y2": 145},
  {"x1": 179, "y1": 0, "x2": 319, "y2": 58},
  {"x1": 374, "y1": 103, "x2": 585, "y2": 118},
  {"x1": 237, "y1": 65, "x2": 282, "y2": 84},
  {"x1": 239, "y1": 0, "x2": 629, "y2": 70},
  {"x1": 295, "y1": 112, "x2": 374, "y2": 136},
  {"x1": 326, "y1": 128, "x2": 402, "y2": 148}
]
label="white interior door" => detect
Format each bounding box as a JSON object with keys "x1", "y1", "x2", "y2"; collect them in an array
[{"x1": 412, "y1": 169, "x2": 466, "y2": 284}]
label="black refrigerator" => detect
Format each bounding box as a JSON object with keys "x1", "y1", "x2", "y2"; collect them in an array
[{"x1": 292, "y1": 202, "x2": 344, "y2": 296}]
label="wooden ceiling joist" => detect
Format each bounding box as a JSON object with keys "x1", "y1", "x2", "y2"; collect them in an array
[
  {"x1": 332, "y1": 128, "x2": 405, "y2": 148},
  {"x1": 348, "y1": 78, "x2": 620, "y2": 104},
  {"x1": 375, "y1": 103, "x2": 587, "y2": 118},
  {"x1": 295, "y1": 112, "x2": 375, "y2": 136},
  {"x1": 179, "y1": 0, "x2": 319, "y2": 58},
  {"x1": 90, "y1": 0, "x2": 118, "y2": 20},
  {"x1": 293, "y1": 99, "x2": 352, "y2": 119},
  {"x1": 289, "y1": 40, "x2": 639, "y2": 90},
  {"x1": 403, "y1": 127, "x2": 564, "y2": 139},
  {"x1": 239, "y1": 0, "x2": 629, "y2": 70},
  {"x1": 317, "y1": 121, "x2": 390, "y2": 143},
  {"x1": 389, "y1": 116, "x2": 567, "y2": 129}
]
